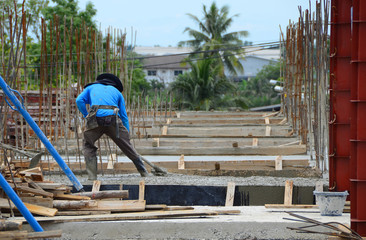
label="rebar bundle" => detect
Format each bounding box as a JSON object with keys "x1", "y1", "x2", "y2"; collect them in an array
[{"x1": 281, "y1": 1, "x2": 330, "y2": 171}]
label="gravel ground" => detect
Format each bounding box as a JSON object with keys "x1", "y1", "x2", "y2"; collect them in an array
[{"x1": 45, "y1": 171, "x2": 329, "y2": 187}]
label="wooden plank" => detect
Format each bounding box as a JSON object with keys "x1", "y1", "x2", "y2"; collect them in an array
[
  {"x1": 139, "y1": 180, "x2": 145, "y2": 201},
  {"x1": 252, "y1": 138, "x2": 258, "y2": 146},
  {"x1": 225, "y1": 182, "x2": 235, "y2": 207},
  {"x1": 72, "y1": 190, "x2": 129, "y2": 200},
  {"x1": 92, "y1": 180, "x2": 101, "y2": 192},
  {"x1": 0, "y1": 219, "x2": 22, "y2": 231},
  {"x1": 164, "y1": 206, "x2": 194, "y2": 211},
  {"x1": 275, "y1": 155, "x2": 283, "y2": 170},
  {"x1": 178, "y1": 154, "x2": 185, "y2": 170},
  {"x1": 17, "y1": 209, "x2": 218, "y2": 223},
  {"x1": 166, "y1": 118, "x2": 171, "y2": 124},
  {"x1": 135, "y1": 145, "x2": 307, "y2": 156},
  {"x1": 284, "y1": 180, "x2": 294, "y2": 206},
  {"x1": 54, "y1": 193, "x2": 91, "y2": 200},
  {"x1": 279, "y1": 118, "x2": 287, "y2": 124},
  {"x1": 84, "y1": 200, "x2": 146, "y2": 212},
  {"x1": 15, "y1": 185, "x2": 53, "y2": 198},
  {"x1": 53, "y1": 200, "x2": 97, "y2": 209},
  {"x1": 27, "y1": 230, "x2": 63, "y2": 239},
  {"x1": 145, "y1": 204, "x2": 167, "y2": 210},
  {"x1": 56, "y1": 210, "x2": 111, "y2": 216},
  {"x1": 265, "y1": 204, "x2": 318, "y2": 209},
  {"x1": 23, "y1": 202, "x2": 58, "y2": 217}
]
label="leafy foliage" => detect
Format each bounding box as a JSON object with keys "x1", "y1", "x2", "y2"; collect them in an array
[
  {"x1": 241, "y1": 61, "x2": 282, "y2": 108},
  {"x1": 170, "y1": 59, "x2": 234, "y2": 110}
]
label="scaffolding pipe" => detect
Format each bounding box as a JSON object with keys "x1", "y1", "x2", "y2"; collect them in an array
[
  {"x1": 0, "y1": 173, "x2": 43, "y2": 232},
  {"x1": 0, "y1": 75, "x2": 84, "y2": 191}
]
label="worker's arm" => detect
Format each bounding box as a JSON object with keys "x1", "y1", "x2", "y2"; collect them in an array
[
  {"x1": 118, "y1": 94, "x2": 130, "y2": 132},
  {"x1": 76, "y1": 89, "x2": 90, "y2": 118}
]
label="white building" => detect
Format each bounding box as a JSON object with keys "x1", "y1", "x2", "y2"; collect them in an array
[{"x1": 134, "y1": 46, "x2": 280, "y2": 84}]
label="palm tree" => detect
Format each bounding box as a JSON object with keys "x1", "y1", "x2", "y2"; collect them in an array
[
  {"x1": 179, "y1": 2, "x2": 249, "y2": 75},
  {"x1": 170, "y1": 59, "x2": 234, "y2": 110}
]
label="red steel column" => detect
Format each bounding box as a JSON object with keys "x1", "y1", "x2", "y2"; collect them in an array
[
  {"x1": 350, "y1": 0, "x2": 366, "y2": 234},
  {"x1": 329, "y1": 0, "x2": 352, "y2": 193}
]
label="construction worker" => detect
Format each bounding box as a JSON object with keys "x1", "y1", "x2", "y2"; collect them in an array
[{"x1": 76, "y1": 73, "x2": 149, "y2": 180}]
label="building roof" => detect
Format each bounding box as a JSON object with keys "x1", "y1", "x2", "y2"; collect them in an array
[{"x1": 143, "y1": 54, "x2": 191, "y2": 70}]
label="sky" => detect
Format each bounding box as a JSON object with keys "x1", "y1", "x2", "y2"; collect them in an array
[{"x1": 77, "y1": 0, "x2": 321, "y2": 47}]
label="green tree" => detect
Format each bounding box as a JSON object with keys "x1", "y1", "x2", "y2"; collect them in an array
[
  {"x1": 170, "y1": 59, "x2": 234, "y2": 110},
  {"x1": 179, "y1": 2, "x2": 249, "y2": 75},
  {"x1": 242, "y1": 61, "x2": 281, "y2": 107}
]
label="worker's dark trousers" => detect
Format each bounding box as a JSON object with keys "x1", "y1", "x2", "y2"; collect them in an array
[{"x1": 83, "y1": 116, "x2": 147, "y2": 180}]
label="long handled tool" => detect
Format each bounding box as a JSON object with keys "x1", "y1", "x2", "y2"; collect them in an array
[
  {"x1": 140, "y1": 156, "x2": 167, "y2": 176},
  {"x1": 0, "y1": 143, "x2": 44, "y2": 168}
]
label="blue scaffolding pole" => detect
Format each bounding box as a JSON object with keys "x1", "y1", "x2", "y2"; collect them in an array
[{"x1": 0, "y1": 173, "x2": 43, "y2": 231}]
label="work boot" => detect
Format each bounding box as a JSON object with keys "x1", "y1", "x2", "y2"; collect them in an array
[
  {"x1": 132, "y1": 157, "x2": 149, "y2": 177},
  {"x1": 85, "y1": 156, "x2": 98, "y2": 180}
]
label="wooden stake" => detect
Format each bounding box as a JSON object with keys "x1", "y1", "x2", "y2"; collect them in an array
[
  {"x1": 107, "y1": 154, "x2": 116, "y2": 170},
  {"x1": 152, "y1": 138, "x2": 160, "y2": 147},
  {"x1": 265, "y1": 126, "x2": 271, "y2": 136},
  {"x1": 265, "y1": 117, "x2": 270, "y2": 124},
  {"x1": 252, "y1": 138, "x2": 258, "y2": 147},
  {"x1": 139, "y1": 180, "x2": 145, "y2": 201},
  {"x1": 284, "y1": 180, "x2": 293, "y2": 206},
  {"x1": 162, "y1": 126, "x2": 168, "y2": 135},
  {"x1": 178, "y1": 154, "x2": 185, "y2": 170},
  {"x1": 92, "y1": 180, "x2": 101, "y2": 192},
  {"x1": 275, "y1": 155, "x2": 283, "y2": 170},
  {"x1": 225, "y1": 182, "x2": 235, "y2": 207}
]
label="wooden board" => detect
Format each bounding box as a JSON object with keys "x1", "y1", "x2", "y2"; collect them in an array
[
  {"x1": 265, "y1": 204, "x2": 318, "y2": 209},
  {"x1": 15, "y1": 209, "x2": 218, "y2": 223},
  {"x1": 15, "y1": 186, "x2": 53, "y2": 198},
  {"x1": 23, "y1": 203, "x2": 58, "y2": 217},
  {"x1": 225, "y1": 182, "x2": 235, "y2": 207},
  {"x1": 54, "y1": 193, "x2": 91, "y2": 200},
  {"x1": 83, "y1": 200, "x2": 146, "y2": 212}
]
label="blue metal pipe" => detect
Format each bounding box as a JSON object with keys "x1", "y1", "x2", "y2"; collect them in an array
[
  {"x1": 0, "y1": 75, "x2": 83, "y2": 191},
  {"x1": 0, "y1": 173, "x2": 43, "y2": 231}
]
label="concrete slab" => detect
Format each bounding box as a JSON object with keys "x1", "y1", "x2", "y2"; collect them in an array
[{"x1": 28, "y1": 206, "x2": 350, "y2": 239}]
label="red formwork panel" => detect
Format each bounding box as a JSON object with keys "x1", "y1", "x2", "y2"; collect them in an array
[
  {"x1": 350, "y1": 180, "x2": 366, "y2": 235},
  {"x1": 333, "y1": 58, "x2": 352, "y2": 89},
  {"x1": 355, "y1": 141, "x2": 366, "y2": 177},
  {"x1": 332, "y1": 91, "x2": 352, "y2": 123},
  {"x1": 331, "y1": 156, "x2": 351, "y2": 191},
  {"x1": 332, "y1": 24, "x2": 352, "y2": 57},
  {"x1": 358, "y1": 23, "x2": 366, "y2": 59},
  {"x1": 356, "y1": 100, "x2": 366, "y2": 139},
  {"x1": 331, "y1": 0, "x2": 352, "y2": 22},
  {"x1": 329, "y1": 0, "x2": 352, "y2": 196}
]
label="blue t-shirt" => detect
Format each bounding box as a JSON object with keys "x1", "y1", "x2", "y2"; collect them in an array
[{"x1": 76, "y1": 83, "x2": 130, "y2": 131}]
